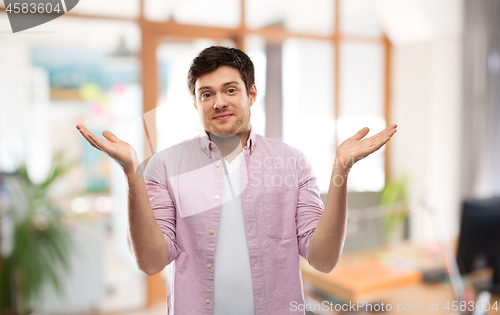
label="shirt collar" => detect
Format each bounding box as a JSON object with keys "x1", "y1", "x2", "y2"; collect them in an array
[{"x1": 199, "y1": 126, "x2": 257, "y2": 157}]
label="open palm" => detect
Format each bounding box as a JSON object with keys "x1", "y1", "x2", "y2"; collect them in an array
[
  {"x1": 335, "y1": 124, "x2": 397, "y2": 171},
  {"x1": 76, "y1": 124, "x2": 140, "y2": 174}
]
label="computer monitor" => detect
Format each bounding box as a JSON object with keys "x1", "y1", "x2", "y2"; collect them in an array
[{"x1": 456, "y1": 196, "x2": 500, "y2": 295}]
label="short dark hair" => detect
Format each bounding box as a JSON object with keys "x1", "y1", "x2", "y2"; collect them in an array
[{"x1": 188, "y1": 46, "x2": 255, "y2": 96}]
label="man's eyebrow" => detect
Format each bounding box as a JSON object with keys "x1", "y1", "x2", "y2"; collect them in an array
[
  {"x1": 222, "y1": 81, "x2": 240, "y2": 87},
  {"x1": 197, "y1": 81, "x2": 241, "y2": 92},
  {"x1": 197, "y1": 86, "x2": 211, "y2": 92}
]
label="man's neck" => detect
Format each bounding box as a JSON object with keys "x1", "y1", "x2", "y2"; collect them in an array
[{"x1": 207, "y1": 128, "x2": 250, "y2": 163}]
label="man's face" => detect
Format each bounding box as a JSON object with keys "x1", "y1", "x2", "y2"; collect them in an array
[{"x1": 193, "y1": 65, "x2": 257, "y2": 137}]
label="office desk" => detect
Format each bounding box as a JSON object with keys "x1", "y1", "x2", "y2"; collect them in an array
[{"x1": 300, "y1": 242, "x2": 500, "y2": 314}]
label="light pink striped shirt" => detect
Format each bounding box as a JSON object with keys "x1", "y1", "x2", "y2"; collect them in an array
[{"x1": 144, "y1": 126, "x2": 324, "y2": 315}]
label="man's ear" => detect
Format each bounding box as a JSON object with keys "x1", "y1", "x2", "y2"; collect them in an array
[
  {"x1": 193, "y1": 97, "x2": 198, "y2": 110},
  {"x1": 249, "y1": 84, "x2": 257, "y2": 106}
]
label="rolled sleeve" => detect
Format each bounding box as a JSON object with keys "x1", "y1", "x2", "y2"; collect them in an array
[
  {"x1": 144, "y1": 151, "x2": 181, "y2": 266},
  {"x1": 295, "y1": 151, "x2": 324, "y2": 264}
]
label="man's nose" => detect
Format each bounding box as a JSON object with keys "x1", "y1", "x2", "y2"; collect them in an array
[{"x1": 214, "y1": 93, "x2": 228, "y2": 109}]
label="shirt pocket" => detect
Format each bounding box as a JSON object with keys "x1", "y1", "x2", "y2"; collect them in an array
[{"x1": 262, "y1": 189, "x2": 297, "y2": 239}]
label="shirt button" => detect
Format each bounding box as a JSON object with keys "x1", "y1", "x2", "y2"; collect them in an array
[
  {"x1": 215, "y1": 195, "x2": 219, "y2": 200},
  {"x1": 245, "y1": 190, "x2": 249, "y2": 197},
  {"x1": 206, "y1": 298, "x2": 210, "y2": 304},
  {"x1": 215, "y1": 162, "x2": 220, "y2": 167},
  {"x1": 210, "y1": 143, "x2": 215, "y2": 149},
  {"x1": 207, "y1": 263, "x2": 212, "y2": 268},
  {"x1": 254, "y1": 260, "x2": 257, "y2": 266},
  {"x1": 250, "y1": 225, "x2": 253, "y2": 231},
  {"x1": 258, "y1": 294, "x2": 261, "y2": 300},
  {"x1": 209, "y1": 229, "x2": 214, "y2": 235}
]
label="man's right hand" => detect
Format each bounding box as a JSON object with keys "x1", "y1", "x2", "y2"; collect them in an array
[
  {"x1": 76, "y1": 124, "x2": 140, "y2": 175},
  {"x1": 76, "y1": 124, "x2": 168, "y2": 275}
]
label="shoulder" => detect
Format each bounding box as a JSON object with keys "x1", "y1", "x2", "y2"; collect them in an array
[
  {"x1": 254, "y1": 134, "x2": 312, "y2": 173},
  {"x1": 255, "y1": 133, "x2": 308, "y2": 159}
]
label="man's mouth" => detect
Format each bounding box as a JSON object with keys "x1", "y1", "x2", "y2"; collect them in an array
[{"x1": 213, "y1": 114, "x2": 233, "y2": 120}]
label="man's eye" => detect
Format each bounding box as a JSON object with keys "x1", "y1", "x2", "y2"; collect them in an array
[
  {"x1": 227, "y1": 88, "x2": 236, "y2": 94},
  {"x1": 202, "y1": 93, "x2": 212, "y2": 99}
]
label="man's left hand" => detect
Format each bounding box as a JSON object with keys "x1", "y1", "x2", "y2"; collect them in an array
[{"x1": 334, "y1": 123, "x2": 398, "y2": 173}]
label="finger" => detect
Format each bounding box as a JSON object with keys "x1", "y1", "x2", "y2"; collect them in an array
[
  {"x1": 85, "y1": 134, "x2": 102, "y2": 151},
  {"x1": 365, "y1": 128, "x2": 395, "y2": 148},
  {"x1": 362, "y1": 140, "x2": 387, "y2": 159},
  {"x1": 374, "y1": 135, "x2": 393, "y2": 150},
  {"x1": 382, "y1": 125, "x2": 398, "y2": 139},
  {"x1": 102, "y1": 130, "x2": 121, "y2": 143},
  {"x1": 367, "y1": 124, "x2": 397, "y2": 142},
  {"x1": 76, "y1": 125, "x2": 103, "y2": 151},
  {"x1": 384, "y1": 124, "x2": 398, "y2": 137},
  {"x1": 351, "y1": 127, "x2": 370, "y2": 140},
  {"x1": 76, "y1": 124, "x2": 93, "y2": 135},
  {"x1": 77, "y1": 125, "x2": 111, "y2": 153},
  {"x1": 385, "y1": 124, "x2": 397, "y2": 135},
  {"x1": 87, "y1": 132, "x2": 113, "y2": 153}
]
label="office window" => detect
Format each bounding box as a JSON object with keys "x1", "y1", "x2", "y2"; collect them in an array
[
  {"x1": 282, "y1": 38, "x2": 336, "y2": 194},
  {"x1": 155, "y1": 40, "x2": 221, "y2": 151},
  {"x1": 145, "y1": 0, "x2": 240, "y2": 28},
  {"x1": 245, "y1": 35, "x2": 268, "y2": 136},
  {"x1": 339, "y1": 42, "x2": 385, "y2": 191},
  {"x1": 245, "y1": 0, "x2": 334, "y2": 36}
]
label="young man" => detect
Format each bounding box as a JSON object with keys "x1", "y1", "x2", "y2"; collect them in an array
[{"x1": 76, "y1": 46, "x2": 397, "y2": 314}]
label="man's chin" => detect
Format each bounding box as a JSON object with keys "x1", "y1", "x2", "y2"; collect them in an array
[{"x1": 208, "y1": 126, "x2": 236, "y2": 136}]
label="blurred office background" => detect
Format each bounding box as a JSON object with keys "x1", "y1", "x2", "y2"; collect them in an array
[{"x1": 0, "y1": 0, "x2": 499, "y2": 314}]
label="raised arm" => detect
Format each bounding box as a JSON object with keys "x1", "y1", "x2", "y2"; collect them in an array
[
  {"x1": 308, "y1": 124, "x2": 398, "y2": 273},
  {"x1": 76, "y1": 125, "x2": 168, "y2": 276}
]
